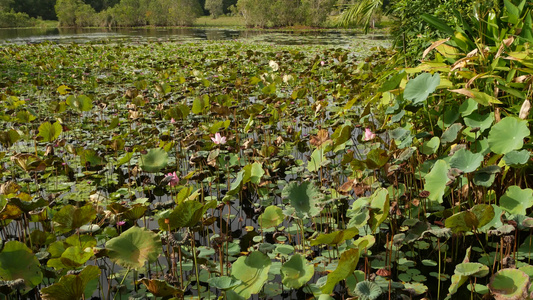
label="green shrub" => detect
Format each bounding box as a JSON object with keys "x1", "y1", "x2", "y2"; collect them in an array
[{"x1": 0, "y1": 10, "x2": 35, "y2": 28}]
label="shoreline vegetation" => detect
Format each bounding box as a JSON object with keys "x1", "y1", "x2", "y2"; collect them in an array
[{"x1": 0, "y1": 16, "x2": 392, "y2": 32}]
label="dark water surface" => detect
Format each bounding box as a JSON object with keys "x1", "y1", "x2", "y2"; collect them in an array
[{"x1": 0, "y1": 27, "x2": 389, "y2": 46}]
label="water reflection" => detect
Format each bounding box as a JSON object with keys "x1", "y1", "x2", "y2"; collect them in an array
[{"x1": 0, "y1": 27, "x2": 389, "y2": 46}]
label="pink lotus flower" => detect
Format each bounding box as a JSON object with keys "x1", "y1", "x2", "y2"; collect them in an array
[
  {"x1": 363, "y1": 128, "x2": 376, "y2": 141},
  {"x1": 170, "y1": 118, "x2": 176, "y2": 124},
  {"x1": 320, "y1": 61, "x2": 325, "y2": 66},
  {"x1": 166, "y1": 171, "x2": 179, "y2": 187},
  {"x1": 117, "y1": 221, "x2": 126, "y2": 226},
  {"x1": 211, "y1": 132, "x2": 227, "y2": 145}
]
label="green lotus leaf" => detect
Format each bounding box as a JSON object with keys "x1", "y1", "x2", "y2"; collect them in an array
[
  {"x1": 41, "y1": 265, "x2": 100, "y2": 300},
  {"x1": 53, "y1": 204, "x2": 97, "y2": 233},
  {"x1": 66, "y1": 95, "x2": 93, "y2": 112},
  {"x1": 258, "y1": 205, "x2": 284, "y2": 229},
  {"x1": 404, "y1": 282, "x2": 428, "y2": 295},
  {"x1": 0, "y1": 129, "x2": 20, "y2": 147},
  {"x1": 499, "y1": 185, "x2": 533, "y2": 215},
  {"x1": 455, "y1": 263, "x2": 489, "y2": 277},
  {"x1": 0, "y1": 241, "x2": 43, "y2": 294},
  {"x1": 282, "y1": 181, "x2": 323, "y2": 219},
  {"x1": 280, "y1": 254, "x2": 314, "y2": 289},
  {"x1": 249, "y1": 162, "x2": 264, "y2": 184},
  {"x1": 331, "y1": 123, "x2": 353, "y2": 148},
  {"x1": 231, "y1": 251, "x2": 271, "y2": 299},
  {"x1": 137, "y1": 278, "x2": 183, "y2": 297},
  {"x1": 139, "y1": 148, "x2": 168, "y2": 173},
  {"x1": 424, "y1": 160, "x2": 450, "y2": 204},
  {"x1": 448, "y1": 273, "x2": 469, "y2": 296},
  {"x1": 420, "y1": 137, "x2": 440, "y2": 155},
  {"x1": 206, "y1": 276, "x2": 242, "y2": 290},
  {"x1": 192, "y1": 94, "x2": 210, "y2": 114},
  {"x1": 467, "y1": 283, "x2": 489, "y2": 294},
  {"x1": 106, "y1": 226, "x2": 162, "y2": 269},
  {"x1": 78, "y1": 149, "x2": 106, "y2": 167},
  {"x1": 38, "y1": 121, "x2": 62, "y2": 142},
  {"x1": 158, "y1": 200, "x2": 216, "y2": 230},
  {"x1": 378, "y1": 70, "x2": 406, "y2": 92},
  {"x1": 310, "y1": 227, "x2": 359, "y2": 246},
  {"x1": 473, "y1": 165, "x2": 501, "y2": 187},
  {"x1": 59, "y1": 246, "x2": 93, "y2": 269},
  {"x1": 8, "y1": 197, "x2": 48, "y2": 213},
  {"x1": 489, "y1": 268, "x2": 530, "y2": 300},
  {"x1": 122, "y1": 204, "x2": 148, "y2": 221},
  {"x1": 440, "y1": 123, "x2": 463, "y2": 145},
  {"x1": 488, "y1": 117, "x2": 530, "y2": 154},
  {"x1": 321, "y1": 248, "x2": 360, "y2": 294},
  {"x1": 445, "y1": 211, "x2": 478, "y2": 233},
  {"x1": 404, "y1": 72, "x2": 440, "y2": 105},
  {"x1": 464, "y1": 112, "x2": 494, "y2": 133},
  {"x1": 308, "y1": 146, "x2": 328, "y2": 172},
  {"x1": 353, "y1": 280, "x2": 382, "y2": 300},
  {"x1": 368, "y1": 188, "x2": 390, "y2": 233},
  {"x1": 459, "y1": 98, "x2": 478, "y2": 117},
  {"x1": 365, "y1": 148, "x2": 390, "y2": 169},
  {"x1": 471, "y1": 204, "x2": 495, "y2": 229},
  {"x1": 450, "y1": 148, "x2": 483, "y2": 173},
  {"x1": 503, "y1": 150, "x2": 530, "y2": 166}
]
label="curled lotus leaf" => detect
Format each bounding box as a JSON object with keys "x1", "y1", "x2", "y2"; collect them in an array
[
  {"x1": 41, "y1": 265, "x2": 100, "y2": 300},
  {"x1": 489, "y1": 268, "x2": 530, "y2": 300},
  {"x1": 231, "y1": 251, "x2": 271, "y2": 299},
  {"x1": 455, "y1": 262, "x2": 489, "y2": 277},
  {"x1": 280, "y1": 254, "x2": 314, "y2": 289},
  {"x1": 137, "y1": 279, "x2": 183, "y2": 297}
]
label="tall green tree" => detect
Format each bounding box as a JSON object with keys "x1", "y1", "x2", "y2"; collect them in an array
[
  {"x1": 13, "y1": 0, "x2": 57, "y2": 20},
  {"x1": 205, "y1": 0, "x2": 224, "y2": 18},
  {"x1": 0, "y1": 0, "x2": 13, "y2": 11}
]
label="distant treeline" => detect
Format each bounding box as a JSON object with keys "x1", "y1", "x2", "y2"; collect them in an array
[{"x1": 0, "y1": 0, "x2": 343, "y2": 28}]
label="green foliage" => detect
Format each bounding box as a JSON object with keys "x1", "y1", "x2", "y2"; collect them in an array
[
  {"x1": 0, "y1": 10, "x2": 36, "y2": 27},
  {"x1": 55, "y1": 0, "x2": 97, "y2": 27},
  {"x1": 237, "y1": 0, "x2": 335, "y2": 27},
  {"x1": 205, "y1": 0, "x2": 224, "y2": 18}
]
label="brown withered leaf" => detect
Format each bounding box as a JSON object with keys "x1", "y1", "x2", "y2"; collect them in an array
[
  {"x1": 338, "y1": 179, "x2": 357, "y2": 194},
  {"x1": 310, "y1": 129, "x2": 330, "y2": 147}
]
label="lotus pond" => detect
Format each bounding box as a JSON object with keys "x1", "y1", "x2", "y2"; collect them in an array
[{"x1": 0, "y1": 30, "x2": 532, "y2": 300}]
